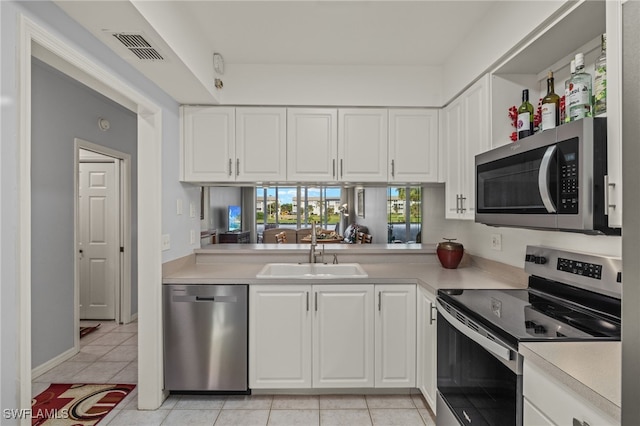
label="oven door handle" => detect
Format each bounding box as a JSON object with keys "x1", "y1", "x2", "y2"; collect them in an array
[
  {"x1": 538, "y1": 145, "x2": 557, "y2": 213},
  {"x1": 436, "y1": 299, "x2": 513, "y2": 362}
]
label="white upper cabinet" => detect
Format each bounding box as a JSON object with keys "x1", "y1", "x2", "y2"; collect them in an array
[
  {"x1": 441, "y1": 74, "x2": 490, "y2": 220},
  {"x1": 287, "y1": 108, "x2": 338, "y2": 181},
  {"x1": 388, "y1": 109, "x2": 439, "y2": 182},
  {"x1": 338, "y1": 108, "x2": 388, "y2": 182},
  {"x1": 181, "y1": 106, "x2": 286, "y2": 182},
  {"x1": 235, "y1": 107, "x2": 287, "y2": 182},
  {"x1": 181, "y1": 106, "x2": 235, "y2": 182}
]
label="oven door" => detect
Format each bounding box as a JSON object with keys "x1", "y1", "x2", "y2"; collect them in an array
[{"x1": 436, "y1": 299, "x2": 523, "y2": 426}]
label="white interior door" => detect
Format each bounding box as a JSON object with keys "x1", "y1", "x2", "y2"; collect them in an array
[{"x1": 79, "y1": 160, "x2": 119, "y2": 319}]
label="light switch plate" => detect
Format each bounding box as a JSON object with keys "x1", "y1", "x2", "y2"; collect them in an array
[
  {"x1": 161, "y1": 234, "x2": 171, "y2": 251},
  {"x1": 491, "y1": 233, "x2": 502, "y2": 251}
]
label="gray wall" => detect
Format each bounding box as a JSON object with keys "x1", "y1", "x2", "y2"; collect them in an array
[{"x1": 30, "y1": 58, "x2": 138, "y2": 369}]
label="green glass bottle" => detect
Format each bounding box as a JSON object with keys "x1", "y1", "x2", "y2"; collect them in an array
[{"x1": 517, "y1": 89, "x2": 534, "y2": 139}]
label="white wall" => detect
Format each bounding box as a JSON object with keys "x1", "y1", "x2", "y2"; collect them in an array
[
  {"x1": 442, "y1": 1, "x2": 567, "y2": 104},
  {"x1": 439, "y1": 219, "x2": 621, "y2": 269},
  {"x1": 219, "y1": 64, "x2": 443, "y2": 107}
]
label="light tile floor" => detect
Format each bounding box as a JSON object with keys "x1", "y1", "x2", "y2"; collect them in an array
[{"x1": 32, "y1": 320, "x2": 437, "y2": 426}]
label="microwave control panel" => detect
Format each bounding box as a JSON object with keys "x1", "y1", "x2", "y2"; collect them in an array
[{"x1": 559, "y1": 147, "x2": 579, "y2": 214}]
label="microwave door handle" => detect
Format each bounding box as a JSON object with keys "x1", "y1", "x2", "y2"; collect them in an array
[{"x1": 538, "y1": 145, "x2": 557, "y2": 213}]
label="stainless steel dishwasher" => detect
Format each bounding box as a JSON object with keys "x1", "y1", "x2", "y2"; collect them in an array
[{"x1": 163, "y1": 284, "x2": 248, "y2": 392}]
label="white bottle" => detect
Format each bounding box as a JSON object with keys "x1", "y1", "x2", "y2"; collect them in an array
[
  {"x1": 563, "y1": 59, "x2": 575, "y2": 123},
  {"x1": 568, "y1": 53, "x2": 592, "y2": 122}
]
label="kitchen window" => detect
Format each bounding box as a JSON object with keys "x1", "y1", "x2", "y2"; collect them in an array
[
  {"x1": 387, "y1": 186, "x2": 422, "y2": 243},
  {"x1": 256, "y1": 186, "x2": 343, "y2": 240}
]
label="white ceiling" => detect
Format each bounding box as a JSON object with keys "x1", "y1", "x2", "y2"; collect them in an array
[
  {"x1": 179, "y1": 1, "x2": 495, "y2": 66},
  {"x1": 54, "y1": 1, "x2": 497, "y2": 104}
]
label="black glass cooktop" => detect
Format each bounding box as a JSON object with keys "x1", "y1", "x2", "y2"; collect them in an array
[{"x1": 438, "y1": 279, "x2": 621, "y2": 346}]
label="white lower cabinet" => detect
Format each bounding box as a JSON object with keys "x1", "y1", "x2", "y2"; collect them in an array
[
  {"x1": 375, "y1": 285, "x2": 416, "y2": 388},
  {"x1": 416, "y1": 286, "x2": 437, "y2": 411},
  {"x1": 523, "y1": 359, "x2": 618, "y2": 426},
  {"x1": 249, "y1": 284, "x2": 416, "y2": 390},
  {"x1": 313, "y1": 285, "x2": 375, "y2": 388},
  {"x1": 249, "y1": 285, "x2": 312, "y2": 388}
]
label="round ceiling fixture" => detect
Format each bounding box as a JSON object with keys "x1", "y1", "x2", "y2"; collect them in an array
[
  {"x1": 98, "y1": 118, "x2": 110, "y2": 131},
  {"x1": 213, "y1": 53, "x2": 224, "y2": 75}
]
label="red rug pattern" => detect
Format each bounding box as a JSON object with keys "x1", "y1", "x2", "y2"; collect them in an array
[{"x1": 31, "y1": 383, "x2": 135, "y2": 425}]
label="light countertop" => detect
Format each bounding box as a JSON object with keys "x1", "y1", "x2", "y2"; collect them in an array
[
  {"x1": 520, "y1": 341, "x2": 621, "y2": 421},
  {"x1": 162, "y1": 261, "x2": 528, "y2": 294}
]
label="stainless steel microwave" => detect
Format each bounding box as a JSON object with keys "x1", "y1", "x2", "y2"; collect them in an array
[{"x1": 475, "y1": 118, "x2": 620, "y2": 235}]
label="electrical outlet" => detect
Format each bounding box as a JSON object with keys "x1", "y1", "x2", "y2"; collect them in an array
[
  {"x1": 190, "y1": 229, "x2": 196, "y2": 245},
  {"x1": 176, "y1": 199, "x2": 183, "y2": 215},
  {"x1": 491, "y1": 233, "x2": 502, "y2": 251},
  {"x1": 162, "y1": 234, "x2": 171, "y2": 251}
]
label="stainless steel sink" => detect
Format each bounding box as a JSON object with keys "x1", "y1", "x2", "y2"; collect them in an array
[{"x1": 256, "y1": 263, "x2": 368, "y2": 279}]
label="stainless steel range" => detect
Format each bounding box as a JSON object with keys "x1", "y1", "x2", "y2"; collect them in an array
[{"x1": 435, "y1": 246, "x2": 621, "y2": 426}]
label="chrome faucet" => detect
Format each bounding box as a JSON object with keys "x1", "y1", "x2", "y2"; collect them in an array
[{"x1": 309, "y1": 222, "x2": 325, "y2": 263}]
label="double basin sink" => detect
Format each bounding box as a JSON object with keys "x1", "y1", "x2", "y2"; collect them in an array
[{"x1": 256, "y1": 263, "x2": 368, "y2": 279}]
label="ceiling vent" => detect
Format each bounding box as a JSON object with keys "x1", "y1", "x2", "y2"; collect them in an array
[{"x1": 112, "y1": 33, "x2": 164, "y2": 61}]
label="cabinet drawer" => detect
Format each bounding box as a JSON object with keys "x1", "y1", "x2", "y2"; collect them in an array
[{"x1": 523, "y1": 360, "x2": 618, "y2": 426}]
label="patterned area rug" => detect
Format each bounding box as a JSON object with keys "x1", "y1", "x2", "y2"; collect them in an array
[
  {"x1": 79, "y1": 324, "x2": 100, "y2": 338},
  {"x1": 31, "y1": 383, "x2": 135, "y2": 425}
]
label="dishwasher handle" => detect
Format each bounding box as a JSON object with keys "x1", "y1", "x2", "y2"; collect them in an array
[{"x1": 172, "y1": 295, "x2": 238, "y2": 303}]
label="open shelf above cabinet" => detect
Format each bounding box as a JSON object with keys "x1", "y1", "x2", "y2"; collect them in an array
[{"x1": 490, "y1": 1, "x2": 606, "y2": 147}]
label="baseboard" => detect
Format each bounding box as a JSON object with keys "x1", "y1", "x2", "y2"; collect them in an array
[{"x1": 32, "y1": 346, "x2": 77, "y2": 379}]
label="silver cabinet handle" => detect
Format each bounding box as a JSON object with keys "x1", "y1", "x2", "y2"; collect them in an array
[
  {"x1": 228, "y1": 158, "x2": 232, "y2": 176},
  {"x1": 460, "y1": 195, "x2": 467, "y2": 213},
  {"x1": 236, "y1": 158, "x2": 240, "y2": 176},
  {"x1": 340, "y1": 159, "x2": 343, "y2": 178},
  {"x1": 573, "y1": 419, "x2": 590, "y2": 426},
  {"x1": 315, "y1": 292, "x2": 318, "y2": 312},
  {"x1": 455, "y1": 194, "x2": 461, "y2": 213},
  {"x1": 306, "y1": 292, "x2": 309, "y2": 311},
  {"x1": 429, "y1": 302, "x2": 436, "y2": 325},
  {"x1": 332, "y1": 159, "x2": 336, "y2": 179},
  {"x1": 391, "y1": 159, "x2": 395, "y2": 178},
  {"x1": 378, "y1": 291, "x2": 382, "y2": 311}
]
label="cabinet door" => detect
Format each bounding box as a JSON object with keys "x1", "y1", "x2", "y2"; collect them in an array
[
  {"x1": 389, "y1": 109, "x2": 439, "y2": 182},
  {"x1": 523, "y1": 398, "x2": 555, "y2": 426},
  {"x1": 287, "y1": 108, "x2": 338, "y2": 181},
  {"x1": 249, "y1": 285, "x2": 312, "y2": 388},
  {"x1": 338, "y1": 109, "x2": 388, "y2": 182},
  {"x1": 416, "y1": 286, "x2": 437, "y2": 412},
  {"x1": 461, "y1": 75, "x2": 490, "y2": 220},
  {"x1": 235, "y1": 107, "x2": 287, "y2": 181},
  {"x1": 313, "y1": 285, "x2": 374, "y2": 388},
  {"x1": 523, "y1": 359, "x2": 618, "y2": 426},
  {"x1": 442, "y1": 98, "x2": 464, "y2": 219},
  {"x1": 374, "y1": 284, "x2": 416, "y2": 388},
  {"x1": 442, "y1": 75, "x2": 490, "y2": 219},
  {"x1": 181, "y1": 106, "x2": 235, "y2": 182}
]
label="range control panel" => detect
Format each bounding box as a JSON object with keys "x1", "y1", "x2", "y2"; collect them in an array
[
  {"x1": 524, "y1": 245, "x2": 621, "y2": 299},
  {"x1": 557, "y1": 257, "x2": 602, "y2": 280}
]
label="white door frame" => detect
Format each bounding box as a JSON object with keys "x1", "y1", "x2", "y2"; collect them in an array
[
  {"x1": 76, "y1": 139, "x2": 132, "y2": 331},
  {"x1": 18, "y1": 15, "x2": 164, "y2": 413}
]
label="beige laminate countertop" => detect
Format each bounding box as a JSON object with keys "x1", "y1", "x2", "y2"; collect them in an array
[
  {"x1": 520, "y1": 341, "x2": 621, "y2": 421},
  {"x1": 162, "y1": 261, "x2": 527, "y2": 293}
]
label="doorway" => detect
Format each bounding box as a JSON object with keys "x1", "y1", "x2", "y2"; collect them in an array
[{"x1": 76, "y1": 142, "x2": 132, "y2": 326}]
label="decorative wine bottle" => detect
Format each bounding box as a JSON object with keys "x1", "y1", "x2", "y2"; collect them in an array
[
  {"x1": 541, "y1": 71, "x2": 560, "y2": 131},
  {"x1": 517, "y1": 89, "x2": 534, "y2": 139},
  {"x1": 594, "y1": 33, "x2": 607, "y2": 116}
]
